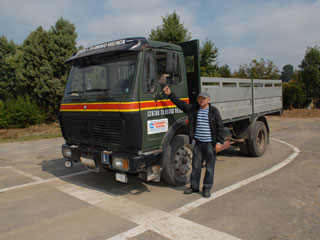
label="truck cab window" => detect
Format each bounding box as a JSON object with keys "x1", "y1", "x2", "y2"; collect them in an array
[
  {"x1": 143, "y1": 51, "x2": 156, "y2": 93},
  {"x1": 65, "y1": 53, "x2": 137, "y2": 96},
  {"x1": 156, "y1": 52, "x2": 180, "y2": 85}
]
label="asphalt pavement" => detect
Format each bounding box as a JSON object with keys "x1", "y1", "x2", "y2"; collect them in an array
[{"x1": 0, "y1": 117, "x2": 319, "y2": 240}]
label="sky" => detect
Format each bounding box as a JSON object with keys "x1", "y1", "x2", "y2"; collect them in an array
[{"x1": 1, "y1": 0, "x2": 320, "y2": 71}]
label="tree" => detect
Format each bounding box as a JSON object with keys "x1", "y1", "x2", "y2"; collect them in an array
[
  {"x1": 281, "y1": 64, "x2": 294, "y2": 82},
  {"x1": 48, "y1": 18, "x2": 77, "y2": 115},
  {"x1": 18, "y1": 26, "x2": 53, "y2": 110},
  {"x1": 233, "y1": 65, "x2": 247, "y2": 78},
  {"x1": 149, "y1": 11, "x2": 191, "y2": 43},
  {"x1": 299, "y1": 46, "x2": 320, "y2": 108},
  {"x1": 218, "y1": 64, "x2": 232, "y2": 78},
  {"x1": 49, "y1": 17, "x2": 77, "y2": 82},
  {"x1": 200, "y1": 39, "x2": 218, "y2": 77},
  {"x1": 0, "y1": 36, "x2": 18, "y2": 100},
  {"x1": 233, "y1": 58, "x2": 280, "y2": 79},
  {"x1": 283, "y1": 81, "x2": 308, "y2": 109},
  {"x1": 149, "y1": 12, "x2": 221, "y2": 77},
  {"x1": 18, "y1": 18, "x2": 77, "y2": 116}
]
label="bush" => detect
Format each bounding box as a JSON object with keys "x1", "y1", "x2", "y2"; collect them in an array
[
  {"x1": 0, "y1": 95, "x2": 46, "y2": 128},
  {"x1": 283, "y1": 82, "x2": 309, "y2": 109}
]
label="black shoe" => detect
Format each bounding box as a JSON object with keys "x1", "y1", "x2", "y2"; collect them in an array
[
  {"x1": 202, "y1": 190, "x2": 211, "y2": 198},
  {"x1": 184, "y1": 188, "x2": 199, "y2": 194}
]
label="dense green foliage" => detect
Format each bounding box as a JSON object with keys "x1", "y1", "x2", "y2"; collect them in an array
[
  {"x1": 283, "y1": 81, "x2": 308, "y2": 109},
  {"x1": 0, "y1": 18, "x2": 77, "y2": 128},
  {"x1": 0, "y1": 95, "x2": 46, "y2": 128},
  {"x1": 0, "y1": 36, "x2": 18, "y2": 99},
  {"x1": 218, "y1": 64, "x2": 232, "y2": 78},
  {"x1": 149, "y1": 11, "x2": 191, "y2": 43},
  {"x1": 233, "y1": 58, "x2": 280, "y2": 79},
  {"x1": 281, "y1": 64, "x2": 294, "y2": 82},
  {"x1": 200, "y1": 39, "x2": 219, "y2": 77},
  {"x1": 18, "y1": 18, "x2": 77, "y2": 116},
  {"x1": 299, "y1": 46, "x2": 320, "y2": 108}
]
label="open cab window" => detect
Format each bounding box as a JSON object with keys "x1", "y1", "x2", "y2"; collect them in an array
[{"x1": 142, "y1": 50, "x2": 181, "y2": 94}]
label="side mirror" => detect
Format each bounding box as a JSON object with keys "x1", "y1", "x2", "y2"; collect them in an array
[{"x1": 166, "y1": 52, "x2": 178, "y2": 75}]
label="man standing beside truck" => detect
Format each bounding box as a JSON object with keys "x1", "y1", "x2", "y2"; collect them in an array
[{"x1": 162, "y1": 86, "x2": 225, "y2": 198}]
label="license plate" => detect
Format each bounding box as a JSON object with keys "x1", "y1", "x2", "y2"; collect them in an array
[
  {"x1": 116, "y1": 172, "x2": 128, "y2": 183},
  {"x1": 101, "y1": 152, "x2": 110, "y2": 165},
  {"x1": 80, "y1": 157, "x2": 96, "y2": 168}
]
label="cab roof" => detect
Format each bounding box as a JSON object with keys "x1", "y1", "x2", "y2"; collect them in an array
[{"x1": 66, "y1": 37, "x2": 182, "y2": 64}]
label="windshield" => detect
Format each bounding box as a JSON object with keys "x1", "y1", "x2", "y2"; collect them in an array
[{"x1": 65, "y1": 53, "x2": 137, "y2": 96}]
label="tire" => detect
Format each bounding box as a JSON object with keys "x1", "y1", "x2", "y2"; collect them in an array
[
  {"x1": 162, "y1": 135, "x2": 193, "y2": 186},
  {"x1": 247, "y1": 121, "x2": 268, "y2": 157},
  {"x1": 239, "y1": 140, "x2": 250, "y2": 156}
]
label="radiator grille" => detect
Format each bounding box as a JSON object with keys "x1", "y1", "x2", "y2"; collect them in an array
[{"x1": 60, "y1": 115, "x2": 126, "y2": 145}]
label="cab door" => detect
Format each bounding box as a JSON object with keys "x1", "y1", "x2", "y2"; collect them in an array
[
  {"x1": 139, "y1": 49, "x2": 186, "y2": 152},
  {"x1": 178, "y1": 40, "x2": 201, "y2": 104}
]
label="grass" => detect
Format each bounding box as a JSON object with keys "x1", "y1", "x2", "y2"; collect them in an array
[
  {"x1": 282, "y1": 109, "x2": 320, "y2": 118},
  {"x1": 0, "y1": 122, "x2": 62, "y2": 143}
]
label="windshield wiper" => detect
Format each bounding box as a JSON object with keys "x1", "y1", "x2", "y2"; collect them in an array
[
  {"x1": 85, "y1": 88, "x2": 113, "y2": 99},
  {"x1": 66, "y1": 91, "x2": 86, "y2": 100},
  {"x1": 85, "y1": 89, "x2": 113, "y2": 99}
]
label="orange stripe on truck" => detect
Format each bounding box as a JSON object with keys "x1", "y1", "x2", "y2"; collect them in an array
[{"x1": 60, "y1": 98, "x2": 189, "y2": 112}]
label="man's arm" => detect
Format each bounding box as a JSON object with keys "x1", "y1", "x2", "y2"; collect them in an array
[{"x1": 162, "y1": 86, "x2": 192, "y2": 114}]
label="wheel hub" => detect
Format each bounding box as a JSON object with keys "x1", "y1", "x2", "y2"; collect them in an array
[
  {"x1": 174, "y1": 146, "x2": 193, "y2": 177},
  {"x1": 257, "y1": 130, "x2": 266, "y2": 151}
]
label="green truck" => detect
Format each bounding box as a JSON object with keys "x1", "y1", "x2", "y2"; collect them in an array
[{"x1": 59, "y1": 37, "x2": 282, "y2": 185}]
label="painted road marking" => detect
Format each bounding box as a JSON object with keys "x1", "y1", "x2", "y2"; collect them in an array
[
  {"x1": 107, "y1": 225, "x2": 149, "y2": 240},
  {"x1": 55, "y1": 181, "x2": 240, "y2": 240},
  {"x1": 7, "y1": 167, "x2": 44, "y2": 181},
  {"x1": 0, "y1": 170, "x2": 89, "y2": 193},
  {"x1": 171, "y1": 138, "x2": 300, "y2": 216}
]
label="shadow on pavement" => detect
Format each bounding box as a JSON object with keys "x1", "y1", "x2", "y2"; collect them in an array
[
  {"x1": 217, "y1": 145, "x2": 249, "y2": 159},
  {"x1": 39, "y1": 145, "x2": 249, "y2": 197},
  {"x1": 40, "y1": 157, "x2": 179, "y2": 197}
]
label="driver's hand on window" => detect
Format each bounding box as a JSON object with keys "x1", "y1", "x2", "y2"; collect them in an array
[
  {"x1": 158, "y1": 74, "x2": 170, "y2": 84},
  {"x1": 162, "y1": 86, "x2": 171, "y2": 95}
]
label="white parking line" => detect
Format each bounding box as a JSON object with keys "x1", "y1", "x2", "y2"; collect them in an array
[
  {"x1": 8, "y1": 167, "x2": 44, "y2": 181},
  {"x1": 56, "y1": 181, "x2": 240, "y2": 240},
  {"x1": 107, "y1": 225, "x2": 150, "y2": 240},
  {"x1": 0, "y1": 170, "x2": 89, "y2": 193},
  {"x1": 171, "y1": 138, "x2": 300, "y2": 216}
]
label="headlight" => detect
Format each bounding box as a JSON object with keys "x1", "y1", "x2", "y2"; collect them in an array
[
  {"x1": 112, "y1": 157, "x2": 129, "y2": 171},
  {"x1": 62, "y1": 145, "x2": 72, "y2": 158}
]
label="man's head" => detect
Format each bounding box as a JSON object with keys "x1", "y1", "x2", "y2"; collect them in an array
[{"x1": 197, "y1": 91, "x2": 210, "y2": 108}]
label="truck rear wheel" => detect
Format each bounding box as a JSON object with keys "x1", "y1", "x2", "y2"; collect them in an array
[
  {"x1": 247, "y1": 121, "x2": 268, "y2": 157},
  {"x1": 162, "y1": 135, "x2": 193, "y2": 186}
]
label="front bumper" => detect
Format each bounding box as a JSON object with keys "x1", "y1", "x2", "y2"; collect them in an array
[{"x1": 62, "y1": 144, "x2": 162, "y2": 174}]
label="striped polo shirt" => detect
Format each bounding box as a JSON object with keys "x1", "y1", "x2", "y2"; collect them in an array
[{"x1": 194, "y1": 107, "x2": 212, "y2": 142}]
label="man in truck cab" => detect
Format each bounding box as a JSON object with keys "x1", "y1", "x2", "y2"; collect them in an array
[{"x1": 163, "y1": 86, "x2": 225, "y2": 198}]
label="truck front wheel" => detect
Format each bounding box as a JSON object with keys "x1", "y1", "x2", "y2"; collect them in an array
[
  {"x1": 247, "y1": 121, "x2": 268, "y2": 157},
  {"x1": 162, "y1": 135, "x2": 193, "y2": 186}
]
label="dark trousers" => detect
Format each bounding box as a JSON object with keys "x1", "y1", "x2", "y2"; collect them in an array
[{"x1": 190, "y1": 141, "x2": 217, "y2": 191}]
